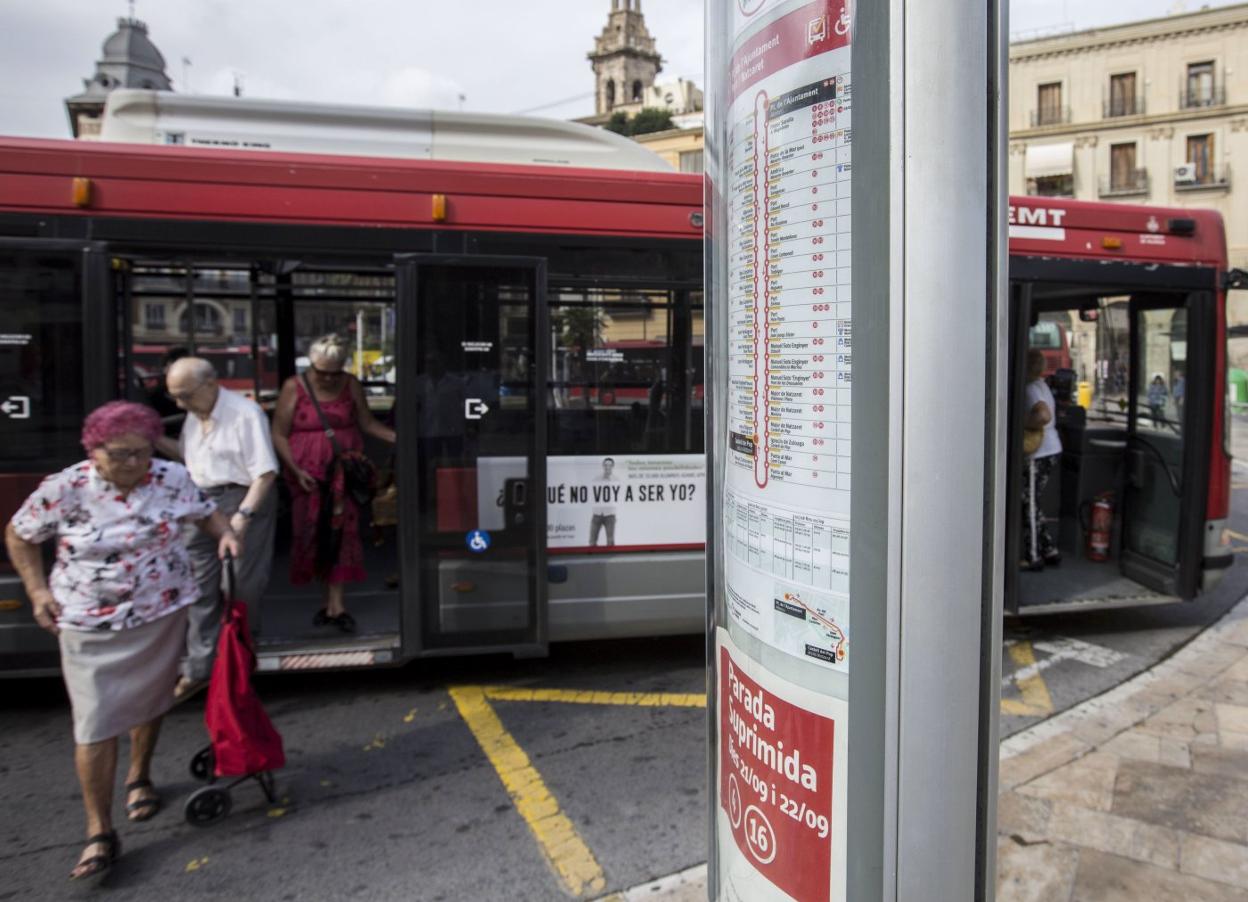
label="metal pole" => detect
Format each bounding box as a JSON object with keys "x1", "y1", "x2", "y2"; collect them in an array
[{"x1": 704, "y1": 0, "x2": 1005, "y2": 897}]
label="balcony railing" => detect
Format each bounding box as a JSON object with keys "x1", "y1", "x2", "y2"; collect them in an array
[
  {"x1": 1099, "y1": 169, "x2": 1150, "y2": 198},
  {"x1": 1180, "y1": 83, "x2": 1226, "y2": 109},
  {"x1": 1103, "y1": 95, "x2": 1145, "y2": 118},
  {"x1": 1030, "y1": 106, "x2": 1071, "y2": 127},
  {"x1": 1174, "y1": 164, "x2": 1231, "y2": 191}
]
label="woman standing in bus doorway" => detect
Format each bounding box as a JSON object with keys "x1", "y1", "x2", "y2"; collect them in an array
[
  {"x1": 272, "y1": 334, "x2": 395, "y2": 632},
  {"x1": 1023, "y1": 350, "x2": 1063, "y2": 570},
  {"x1": 4, "y1": 401, "x2": 239, "y2": 882}
]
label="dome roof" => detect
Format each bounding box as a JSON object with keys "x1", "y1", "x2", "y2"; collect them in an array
[{"x1": 100, "y1": 17, "x2": 169, "y2": 79}]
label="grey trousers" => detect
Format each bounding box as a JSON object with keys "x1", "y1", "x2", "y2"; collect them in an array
[{"x1": 183, "y1": 484, "x2": 276, "y2": 682}]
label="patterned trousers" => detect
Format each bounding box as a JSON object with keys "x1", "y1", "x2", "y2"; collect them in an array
[{"x1": 1022, "y1": 454, "x2": 1059, "y2": 564}]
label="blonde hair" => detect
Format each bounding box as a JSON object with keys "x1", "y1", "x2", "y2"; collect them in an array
[{"x1": 308, "y1": 333, "x2": 351, "y2": 368}]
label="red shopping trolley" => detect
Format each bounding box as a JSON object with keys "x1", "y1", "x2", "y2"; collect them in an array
[{"x1": 184, "y1": 556, "x2": 285, "y2": 826}]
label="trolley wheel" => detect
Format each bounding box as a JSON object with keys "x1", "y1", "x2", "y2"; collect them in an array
[
  {"x1": 184, "y1": 786, "x2": 232, "y2": 826},
  {"x1": 189, "y1": 746, "x2": 215, "y2": 782}
]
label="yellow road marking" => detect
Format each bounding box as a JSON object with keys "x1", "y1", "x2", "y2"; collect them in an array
[
  {"x1": 1000, "y1": 641, "x2": 1054, "y2": 717},
  {"x1": 483, "y1": 687, "x2": 707, "y2": 708},
  {"x1": 449, "y1": 685, "x2": 606, "y2": 898}
]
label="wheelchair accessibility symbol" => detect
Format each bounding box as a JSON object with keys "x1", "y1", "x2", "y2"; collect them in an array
[{"x1": 466, "y1": 530, "x2": 491, "y2": 553}]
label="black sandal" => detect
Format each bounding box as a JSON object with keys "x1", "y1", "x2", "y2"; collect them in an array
[
  {"x1": 313, "y1": 608, "x2": 333, "y2": 627},
  {"x1": 334, "y1": 612, "x2": 356, "y2": 634},
  {"x1": 69, "y1": 830, "x2": 119, "y2": 882},
  {"x1": 125, "y1": 779, "x2": 162, "y2": 822}
]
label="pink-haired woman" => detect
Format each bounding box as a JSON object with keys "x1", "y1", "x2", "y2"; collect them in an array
[{"x1": 4, "y1": 401, "x2": 240, "y2": 883}]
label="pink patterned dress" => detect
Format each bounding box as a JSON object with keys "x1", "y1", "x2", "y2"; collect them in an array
[{"x1": 287, "y1": 381, "x2": 366, "y2": 585}]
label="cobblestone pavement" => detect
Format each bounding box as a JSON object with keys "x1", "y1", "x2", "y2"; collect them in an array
[{"x1": 997, "y1": 595, "x2": 1248, "y2": 901}]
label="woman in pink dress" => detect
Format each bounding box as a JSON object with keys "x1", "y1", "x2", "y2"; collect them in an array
[{"x1": 271, "y1": 335, "x2": 395, "y2": 632}]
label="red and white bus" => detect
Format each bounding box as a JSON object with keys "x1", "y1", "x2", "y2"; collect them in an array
[
  {"x1": 0, "y1": 101, "x2": 1237, "y2": 671},
  {"x1": 1007, "y1": 197, "x2": 1237, "y2": 613},
  {"x1": 0, "y1": 124, "x2": 705, "y2": 675}
]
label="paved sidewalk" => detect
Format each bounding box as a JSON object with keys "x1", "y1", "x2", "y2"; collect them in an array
[
  {"x1": 998, "y1": 594, "x2": 1248, "y2": 900},
  {"x1": 624, "y1": 595, "x2": 1248, "y2": 901}
]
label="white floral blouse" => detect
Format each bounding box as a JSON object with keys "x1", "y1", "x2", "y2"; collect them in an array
[{"x1": 11, "y1": 460, "x2": 216, "y2": 631}]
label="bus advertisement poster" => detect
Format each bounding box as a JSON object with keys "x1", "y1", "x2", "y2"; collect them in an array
[
  {"x1": 475, "y1": 454, "x2": 706, "y2": 550},
  {"x1": 716, "y1": 627, "x2": 847, "y2": 902}
]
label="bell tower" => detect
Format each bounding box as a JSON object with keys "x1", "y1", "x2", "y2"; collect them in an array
[{"x1": 588, "y1": 0, "x2": 663, "y2": 116}]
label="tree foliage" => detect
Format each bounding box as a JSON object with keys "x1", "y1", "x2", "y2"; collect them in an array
[{"x1": 601, "y1": 108, "x2": 675, "y2": 137}]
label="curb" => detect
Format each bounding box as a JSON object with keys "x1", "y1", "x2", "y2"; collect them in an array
[{"x1": 593, "y1": 595, "x2": 1248, "y2": 900}]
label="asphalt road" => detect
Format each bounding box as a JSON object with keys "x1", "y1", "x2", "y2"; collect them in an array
[
  {"x1": 0, "y1": 637, "x2": 708, "y2": 901},
  {"x1": 5, "y1": 422, "x2": 1248, "y2": 899}
]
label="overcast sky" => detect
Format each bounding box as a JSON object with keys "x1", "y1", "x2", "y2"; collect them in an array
[{"x1": 0, "y1": 0, "x2": 1240, "y2": 138}]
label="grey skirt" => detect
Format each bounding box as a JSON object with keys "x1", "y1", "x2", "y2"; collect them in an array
[{"x1": 59, "y1": 607, "x2": 189, "y2": 744}]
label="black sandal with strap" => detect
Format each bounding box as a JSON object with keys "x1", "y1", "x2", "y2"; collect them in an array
[
  {"x1": 69, "y1": 830, "x2": 119, "y2": 882},
  {"x1": 125, "y1": 778, "x2": 162, "y2": 822}
]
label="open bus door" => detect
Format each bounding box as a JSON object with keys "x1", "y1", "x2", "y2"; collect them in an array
[
  {"x1": 1004, "y1": 281, "x2": 1033, "y2": 615},
  {"x1": 1006, "y1": 268, "x2": 1218, "y2": 614},
  {"x1": 1120, "y1": 291, "x2": 1214, "y2": 598},
  {"x1": 0, "y1": 240, "x2": 115, "y2": 673},
  {"x1": 396, "y1": 255, "x2": 549, "y2": 657}
]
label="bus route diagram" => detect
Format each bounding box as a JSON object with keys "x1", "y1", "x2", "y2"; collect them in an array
[{"x1": 723, "y1": 9, "x2": 853, "y2": 674}]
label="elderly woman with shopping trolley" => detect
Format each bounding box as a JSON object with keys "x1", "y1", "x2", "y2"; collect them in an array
[{"x1": 5, "y1": 400, "x2": 240, "y2": 883}]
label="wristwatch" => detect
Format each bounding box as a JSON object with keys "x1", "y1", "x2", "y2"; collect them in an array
[{"x1": 236, "y1": 506, "x2": 255, "y2": 521}]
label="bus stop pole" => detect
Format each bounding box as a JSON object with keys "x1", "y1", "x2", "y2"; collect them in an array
[{"x1": 704, "y1": 0, "x2": 1005, "y2": 897}]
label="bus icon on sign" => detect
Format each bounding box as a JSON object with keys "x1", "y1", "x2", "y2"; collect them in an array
[{"x1": 466, "y1": 530, "x2": 491, "y2": 553}]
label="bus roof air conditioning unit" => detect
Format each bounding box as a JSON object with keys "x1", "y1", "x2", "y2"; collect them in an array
[{"x1": 1175, "y1": 163, "x2": 1198, "y2": 184}]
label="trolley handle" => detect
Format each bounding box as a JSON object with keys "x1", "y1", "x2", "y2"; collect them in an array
[{"x1": 221, "y1": 551, "x2": 238, "y2": 625}]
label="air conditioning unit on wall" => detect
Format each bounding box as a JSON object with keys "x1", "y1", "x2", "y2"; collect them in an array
[{"x1": 1174, "y1": 163, "x2": 1198, "y2": 184}]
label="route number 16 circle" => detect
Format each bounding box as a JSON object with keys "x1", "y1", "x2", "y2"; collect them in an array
[{"x1": 744, "y1": 805, "x2": 778, "y2": 864}]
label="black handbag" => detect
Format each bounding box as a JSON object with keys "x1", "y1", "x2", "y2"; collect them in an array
[{"x1": 300, "y1": 373, "x2": 377, "y2": 508}]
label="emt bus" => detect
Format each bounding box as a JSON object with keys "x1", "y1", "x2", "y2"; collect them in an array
[
  {"x1": 0, "y1": 92, "x2": 1238, "y2": 671},
  {"x1": 1007, "y1": 197, "x2": 1240, "y2": 614},
  {"x1": 0, "y1": 103, "x2": 705, "y2": 675}
]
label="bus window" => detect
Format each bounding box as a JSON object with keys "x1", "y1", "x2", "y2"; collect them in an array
[
  {"x1": 547, "y1": 287, "x2": 700, "y2": 455},
  {"x1": 0, "y1": 249, "x2": 85, "y2": 468},
  {"x1": 1126, "y1": 306, "x2": 1188, "y2": 567}
]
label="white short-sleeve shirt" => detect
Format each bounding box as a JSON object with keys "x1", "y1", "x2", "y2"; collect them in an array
[
  {"x1": 1025, "y1": 378, "x2": 1062, "y2": 460},
  {"x1": 10, "y1": 460, "x2": 216, "y2": 631},
  {"x1": 179, "y1": 387, "x2": 279, "y2": 489}
]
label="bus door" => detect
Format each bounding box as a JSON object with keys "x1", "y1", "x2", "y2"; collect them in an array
[
  {"x1": 1120, "y1": 291, "x2": 1214, "y2": 598},
  {"x1": 1004, "y1": 280, "x2": 1034, "y2": 615},
  {"x1": 395, "y1": 255, "x2": 549, "y2": 657},
  {"x1": 0, "y1": 240, "x2": 114, "y2": 673}
]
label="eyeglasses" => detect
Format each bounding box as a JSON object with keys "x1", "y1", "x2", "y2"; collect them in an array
[
  {"x1": 102, "y1": 446, "x2": 152, "y2": 464},
  {"x1": 309, "y1": 364, "x2": 345, "y2": 378}
]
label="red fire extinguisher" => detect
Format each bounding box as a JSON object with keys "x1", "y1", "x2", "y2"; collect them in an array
[{"x1": 1086, "y1": 492, "x2": 1113, "y2": 562}]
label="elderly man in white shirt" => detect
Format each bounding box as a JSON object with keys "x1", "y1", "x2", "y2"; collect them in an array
[{"x1": 162, "y1": 357, "x2": 278, "y2": 698}]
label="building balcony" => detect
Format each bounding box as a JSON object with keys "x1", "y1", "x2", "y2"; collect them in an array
[
  {"x1": 1099, "y1": 169, "x2": 1150, "y2": 198},
  {"x1": 1174, "y1": 164, "x2": 1231, "y2": 191},
  {"x1": 1102, "y1": 96, "x2": 1145, "y2": 118},
  {"x1": 1030, "y1": 107, "x2": 1071, "y2": 128},
  {"x1": 1179, "y1": 84, "x2": 1226, "y2": 110}
]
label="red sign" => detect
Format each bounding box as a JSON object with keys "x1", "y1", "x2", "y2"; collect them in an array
[
  {"x1": 720, "y1": 644, "x2": 836, "y2": 902},
  {"x1": 729, "y1": 0, "x2": 850, "y2": 101}
]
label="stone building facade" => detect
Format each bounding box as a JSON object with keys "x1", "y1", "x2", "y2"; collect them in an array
[
  {"x1": 1008, "y1": 3, "x2": 1248, "y2": 279},
  {"x1": 588, "y1": 0, "x2": 664, "y2": 118}
]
